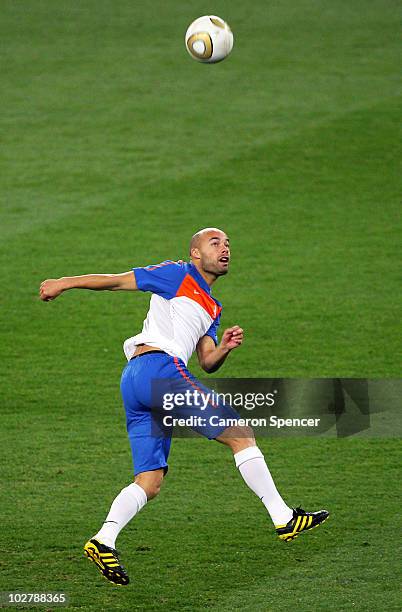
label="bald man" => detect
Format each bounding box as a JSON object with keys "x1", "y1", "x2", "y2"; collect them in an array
[{"x1": 40, "y1": 228, "x2": 328, "y2": 586}]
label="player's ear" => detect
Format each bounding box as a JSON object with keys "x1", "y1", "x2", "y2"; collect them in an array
[{"x1": 190, "y1": 247, "x2": 201, "y2": 260}]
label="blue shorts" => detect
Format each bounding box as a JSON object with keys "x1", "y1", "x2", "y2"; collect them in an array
[{"x1": 120, "y1": 351, "x2": 241, "y2": 476}]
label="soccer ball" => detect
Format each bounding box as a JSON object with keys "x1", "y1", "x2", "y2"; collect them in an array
[{"x1": 185, "y1": 15, "x2": 234, "y2": 64}]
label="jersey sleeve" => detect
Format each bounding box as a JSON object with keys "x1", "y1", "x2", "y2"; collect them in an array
[
  {"x1": 204, "y1": 310, "x2": 222, "y2": 345},
  {"x1": 133, "y1": 261, "x2": 185, "y2": 299}
]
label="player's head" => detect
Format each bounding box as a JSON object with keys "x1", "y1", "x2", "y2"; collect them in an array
[{"x1": 189, "y1": 228, "x2": 230, "y2": 277}]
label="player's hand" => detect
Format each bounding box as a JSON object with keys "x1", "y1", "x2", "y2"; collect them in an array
[
  {"x1": 39, "y1": 279, "x2": 64, "y2": 301},
  {"x1": 220, "y1": 325, "x2": 244, "y2": 351}
]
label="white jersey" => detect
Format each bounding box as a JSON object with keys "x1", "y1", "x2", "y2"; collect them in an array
[{"x1": 123, "y1": 260, "x2": 222, "y2": 365}]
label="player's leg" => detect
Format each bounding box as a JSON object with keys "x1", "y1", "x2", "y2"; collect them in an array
[
  {"x1": 215, "y1": 425, "x2": 294, "y2": 527},
  {"x1": 160, "y1": 361, "x2": 295, "y2": 528},
  {"x1": 84, "y1": 452, "x2": 169, "y2": 586},
  {"x1": 84, "y1": 465, "x2": 167, "y2": 585},
  {"x1": 91, "y1": 355, "x2": 172, "y2": 548},
  {"x1": 216, "y1": 425, "x2": 329, "y2": 540},
  {"x1": 84, "y1": 355, "x2": 172, "y2": 584},
  {"x1": 164, "y1": 355, "x2": 329, "y2": 540},
  {"x1": 92, "y1": 468, "x2": 164, "y2": 549}
]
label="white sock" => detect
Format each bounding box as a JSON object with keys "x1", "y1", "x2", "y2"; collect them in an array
[
  {"x1": 234, "y1": 446, "x2": 293, "y2": 526},
  {"x1": 93, "y1": 483, "x2": 148, "y2": 548}
]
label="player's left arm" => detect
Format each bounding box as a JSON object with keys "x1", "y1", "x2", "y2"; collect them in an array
[{"x1": 196, "y1": 326, "x2": 244, "y2": 373}]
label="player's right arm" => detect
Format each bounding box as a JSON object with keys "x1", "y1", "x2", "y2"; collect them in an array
[{"x1": 39, "y1": 272, "x2": 137, "y2": 301}]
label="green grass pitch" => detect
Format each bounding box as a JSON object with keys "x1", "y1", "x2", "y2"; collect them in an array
[{"x1": 0, "y1": 0, "x2": 400, "y2": 610}]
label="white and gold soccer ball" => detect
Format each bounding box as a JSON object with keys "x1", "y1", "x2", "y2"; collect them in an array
[{"x1": 185, "y1": 15, "x2": 234, "y2": 64}]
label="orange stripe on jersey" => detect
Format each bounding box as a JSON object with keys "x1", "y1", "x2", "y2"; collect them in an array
[
  {"x1": 173, "y1": 357, "x2": 218, "y2": 408},
  {"x1": 176, "y1": 274, "x2": 222, "y2": 319}
]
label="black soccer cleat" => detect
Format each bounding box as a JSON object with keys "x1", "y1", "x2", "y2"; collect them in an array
[
  {"x1": 276, "y1": 507, "x2": 329, "y2": 542},
  {"x1": 84, "y1": 538, "x2": 130, "y2": 585}
]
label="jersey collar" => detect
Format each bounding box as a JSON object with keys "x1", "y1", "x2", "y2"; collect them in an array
[{"x1": 188, "y1": 262, "x2": 212, "y2": 295}]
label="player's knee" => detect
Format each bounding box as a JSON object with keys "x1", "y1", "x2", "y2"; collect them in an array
[
  {"x1": 229, "y1": 436, "x2": 256, "y2": 454},
  {"x1": 144, "y1": 483, "x2": 161, "y2": 500},
  {"x1": 135, "y1": 470, "x2": 164, "y2": 501},
  {"x1": 216, "y1": 425, "x2": 256, "y2": 452},
  {"x1": 237, "y1": 425, "x2": 255, "y2": 441}
]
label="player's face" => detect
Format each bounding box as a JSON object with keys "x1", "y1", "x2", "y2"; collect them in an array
[{"x1": 198, "y1": 232, "x2": 230, "y2": 277}]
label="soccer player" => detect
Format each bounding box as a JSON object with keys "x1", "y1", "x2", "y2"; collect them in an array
[{"x1": 39, "y1": 228, "x2": 329, "y2": 586}]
